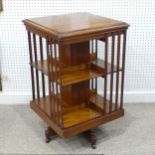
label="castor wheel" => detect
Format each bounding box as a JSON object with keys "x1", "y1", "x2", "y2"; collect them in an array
[
  {"x1": 82, "y1": 130, "x2": 97, "y2": 149},
  {"x1": 45, "y1": 126, "x2": 56, "y2": 143},
  {"x1": 45, "y1": 137, "x2": 51, "y2": 143},
  {"x1": 91, "y1": 143, "x2": 96, "y2": 149},
  {"x1": 45, "y1": 128, "x2": 51, "y2": 143}
]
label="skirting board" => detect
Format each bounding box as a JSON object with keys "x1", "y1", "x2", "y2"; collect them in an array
[{"x1": 0, "y1": 91, "x2": 155, "y2": 104}]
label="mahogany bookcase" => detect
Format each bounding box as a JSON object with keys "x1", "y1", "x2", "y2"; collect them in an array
[{"x1": 23, "y1": 12, "x2": 129, "y2": 149}]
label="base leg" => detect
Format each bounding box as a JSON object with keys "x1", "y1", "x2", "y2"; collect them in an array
[
  {"x1": 45, "y1": 126, "x2": 56, "y2": 143},
  {"x1": 82, "y1": 130, "x2": 97, "y2": 149}
]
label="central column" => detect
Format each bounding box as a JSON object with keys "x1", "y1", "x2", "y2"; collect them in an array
[{"x1": 60, "y1": 41, "x2": 90, "y2": 106}]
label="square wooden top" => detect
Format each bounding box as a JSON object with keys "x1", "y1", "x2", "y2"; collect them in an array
[{"x1": 23, "y1": 12, "x2": 129, "y2": 39}]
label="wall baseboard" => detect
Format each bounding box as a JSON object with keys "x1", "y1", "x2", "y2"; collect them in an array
[
  {"x1": 0, "y1": 91, "x2": 155, "y2": 104},
  {"x1": 0, "y1": 92, "x2": 32, "y2": 104}
]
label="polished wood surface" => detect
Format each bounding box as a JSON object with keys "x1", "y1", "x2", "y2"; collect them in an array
[
  {"x1": 63, "y1": 106, "x2": 101, "y2": 128},
  {"x1": 31, "y1": 58, "x2": 120, "y2": 86},
  {"x1": 30, "y1": 93, "x2": 116, "y2": 128},
  {"x1": 31, "y1": 61, "x2": 102, "y2": 86},
  {"x1": 23, "y1": 12, "x2": 129, "y2": 39},
  {"x1": 31, "y1": 58, "x2": 120, "y2": 76},
  {"x1": 31, "y1": 100, "x2": 124, "y2": 138}
]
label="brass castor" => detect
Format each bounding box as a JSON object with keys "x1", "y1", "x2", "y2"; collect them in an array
[
  {"x1": 82, "y1": 130, "x2": 97, "y2": 149},
  {"x1": 45, "y1": 126, "x2": 56, "y2": 143}
]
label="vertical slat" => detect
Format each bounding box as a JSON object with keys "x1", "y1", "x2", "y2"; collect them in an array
[
  {"x1": 58, "y1": 42, "x2": 64, "y2": 128},
  {"x1": 95, "y1": 39, "x2": 98, "y2": 58},
  {"x1": 95, "y1": 40, "x2": 98, "y2": 94},
  {"x1": 115, "y1": 32, "x2": 121, "y2": 110},
  {"x1": 0, "y1": 75, "x2": 2, "y2": 91},
  {"x1": 39, "y1": 37, "x2": 45, "y2": 97},
  {"x1": 33, "y1": 34, "x2": 40, "y2": 98},
  {"x1": 54, "y1": 41, "x2": 57, "y2": 60},
  {"x1": 46, "y1": 39, "x2": 52, "y2": 118},
  {"x1": 59, "y1": 86, "x2": 63, "y2": 128},
  {"x1": 92, "y1": 40, "x2": 94, "y2": 53},
  {"x1": 50, "y1": 41, "x2": 56, "y2": 120},
  {"x1": 54, "y1": 40, "x2": 60, "y2": 126},
  {"x1": 109, "y1": 35, "x2": 115, "y2": 113},
  {"x1": 28, "y1": 31, "x2": 35, "y2": 99},
  {"x1": 91, "y1": 79, "x2": 94, "y2": 91},
  {"x1": 95, "y1": 78, "x2": 97, "y2": 94},
  {"x1": 120, "y1": 30, "x2": 127, "y2": 109},
  {"x1": 104, "y1": 37, "x2": 108, "y2": 114}
]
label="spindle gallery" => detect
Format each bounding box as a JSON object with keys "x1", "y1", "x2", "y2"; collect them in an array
[{"x1": 23, "y1": 12, "x2": 129, "y2": 149}]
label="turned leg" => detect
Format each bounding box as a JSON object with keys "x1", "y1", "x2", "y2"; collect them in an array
[
  {"x1": 82, "y1": 130, "x2": 97, "y2": 149},
  {"x1": 45, "y1": 126, "x2": 56, "y2": 143}
]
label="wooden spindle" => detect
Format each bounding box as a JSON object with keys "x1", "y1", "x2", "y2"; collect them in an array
[
  {"x1": 109, "y1": 35, "x2": 115, "y2": 113},
  {"x1": 115, "y1": 32, "x2": 121, "y2": 110},
  {"x1": 50, "y1": 41, "x2": 56, "y2": 121},
  {"x1": 33, "y1": 34, "x2": 40, "y2": 98},
  {"x1": 59, "y1": 86, "x2": 63, "y2": 128},
  {"x1": 54, "y1": 41, "x2": 60, "y2": 126},
  {"x1": 54, "y1": 41, "x2": 57, "y2": 59},
  {"x1": 91, "y1": 79, "x2": 94, "y2": 91},
  {"x1": 95, "y1": 78, "x2": 97, "y2": 95},
  {"x1": 39, "y1": 37, "x2": 45, "y2": 97},
  {"x1": 58, "y1": 43, "x2": 64, "y2": 128},
  {"x1": 92, "y1": 40, "x2": 94, "y2": 53},
  {"x1": 95, "y1": 40, "x2": 98, "y2": 59},
  {"x1": 95, "y1": 40, "x2": 98, "y2": 94},
  {"x1": 120, "y1": 31, "x2": 127, "y2": 109},
  {"x1": 46, "y1": 39, "x2": 53, "y2": 118},
  {"x1": 28, "y1": 31, "x2": 35, "y2": 99},
  {"x1": 104, "y1": 37, "x2": 108, "y2": 114}
]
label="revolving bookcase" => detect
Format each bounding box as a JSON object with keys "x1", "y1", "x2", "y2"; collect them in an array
[{"x1": 23, "y1": 12, "x2": 129, "y2": 149}]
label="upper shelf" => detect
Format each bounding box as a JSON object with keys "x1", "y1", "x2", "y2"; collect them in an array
[
  {"x1": 61, "y1": 69, "x2": 102, "y2": 86},
  {"x1": 30, "y1": 58, "x2": 121, "y2": 86},
  {"x1": 23, "y1": 12, "x2": 129, "y2": 40},
  {"x1": 91, "y1": 58, "x2": 121, "y2": 75}
]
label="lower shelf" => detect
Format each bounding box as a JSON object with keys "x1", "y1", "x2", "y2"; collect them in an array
[
  {"x1": 31, "y1": 94, "x2": 116, "y2": 128},
  {"x1": 63, "y1": 106, "x2": 101, "y2": 128},
  {"x1": 30, "y1": 98, "x2": 124, "y2": 138}
]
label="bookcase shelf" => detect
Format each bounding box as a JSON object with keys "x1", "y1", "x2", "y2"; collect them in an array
[
  {"x1": 30, "y1": 93, "x2": 116, "y2": 128},
  {"x1": 23, "y1": 12, "x2": 129, "y2": 148},
  {"x1": 31, "y1": 58, "x2": 121, "y2": 86}
]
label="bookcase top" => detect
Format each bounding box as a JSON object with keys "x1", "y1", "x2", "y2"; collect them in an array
[{"x1": 23, "y1": 12, "x2": 129, "y2": 39}]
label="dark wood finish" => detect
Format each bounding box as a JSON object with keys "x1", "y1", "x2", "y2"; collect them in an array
[{"x1": 23, "y1": 12, "x2": 129, "y2": 148}]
